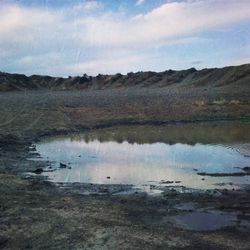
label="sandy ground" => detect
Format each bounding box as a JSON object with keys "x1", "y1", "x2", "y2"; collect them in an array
[{"x1": 0, "y1": 87, "x2": 250, "y2": 249}]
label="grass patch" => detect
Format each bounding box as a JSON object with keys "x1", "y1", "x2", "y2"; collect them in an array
[{"x1": 212, "y1": 99, "x2": 226, "y2": 105}]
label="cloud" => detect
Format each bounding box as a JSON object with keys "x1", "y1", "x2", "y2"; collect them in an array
[
  {"x1": 82, "y1": 0, "x2": 250, "y2": 48},
  {"x1": 0, "y1": 0, "x2": 250, "y2": 75},
  {"x1": 65, "y1": 55, "x2": 147, "y2": 75},
  {"x1": 73, "y1": 1, "x2": 103, "y2": 11},
  {"x1": 0, "y1": 5, "x2": 56, "y2": 40},
  {"x1": 136, "y1": 0, "x2": 145, "y2": 6}
]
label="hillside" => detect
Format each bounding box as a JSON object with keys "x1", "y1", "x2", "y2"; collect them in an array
[{"x1": 0, "y1": 64, "x2": 250, "y2": 91}]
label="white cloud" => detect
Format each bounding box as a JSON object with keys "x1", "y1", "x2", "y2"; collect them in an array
[
  {"x1": 81, "y1": 0, "x2": 250, "y2": 48},
  {"x1": 136, "y1": 0, "x2": 145, "y2": 6},
  {"x1": 73, "y1": 1, "x2": 103, "y2": 11},
  {"x1": 0, "y1": 5, "x2": 57, "y2": 40},
  {"x1": 0, "y1": 0, "x2": 250, "y2": 75}
]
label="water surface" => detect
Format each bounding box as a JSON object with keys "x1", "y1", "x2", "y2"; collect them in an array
[
  {"x1": 36, "y1": 123, "x2": 250, "y2": 191},
  {"x1": 173, "y1": 211, "x2": 242, "y2": 231}
]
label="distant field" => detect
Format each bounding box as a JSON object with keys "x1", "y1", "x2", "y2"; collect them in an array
[{"x1": 0, "y1": 86, "x2": 250, "y2": 138}]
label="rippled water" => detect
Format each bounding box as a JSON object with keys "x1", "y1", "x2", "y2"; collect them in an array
[{"x1": 36, "y1": 123, "x2": 250, "y2": 190}]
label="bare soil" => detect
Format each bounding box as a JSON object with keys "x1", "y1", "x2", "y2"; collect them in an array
[{"x1": 0, "y1": 86, "x2": 250, "y2": 249}]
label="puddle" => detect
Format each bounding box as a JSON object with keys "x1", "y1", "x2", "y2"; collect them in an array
[
  {"x1": 34, "y1": 123, "x2": 250, "y2": 192},
  {"x1": 173, "y1": 211, "x2": 249, "y2": 231}
]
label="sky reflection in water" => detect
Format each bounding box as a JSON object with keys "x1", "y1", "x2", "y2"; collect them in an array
[{"x1": 36, "y1": 124, "x2": 250, "y2": 190}]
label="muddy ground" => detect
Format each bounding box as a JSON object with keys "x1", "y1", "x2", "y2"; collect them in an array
[{"x1": 0, "y1": 87, "x2": 250, "y2": 249}]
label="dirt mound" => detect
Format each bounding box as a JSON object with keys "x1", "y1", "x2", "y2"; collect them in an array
[{"x1": 0, "y1": 63, "x2": 250, "y2": 91}]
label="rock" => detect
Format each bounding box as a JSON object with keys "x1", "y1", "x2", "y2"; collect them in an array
[
  {"x1": 29, "y1": 152, "x2": 40, "y2": 157},
  {"x1": 29, "y1": 146, "x2": 36, "y2": 151},
  {"x1": 243, "y1": 166, "x2": 250, "y2": 173},
  {"x1": 60, "y1": 162, "x2": 67, "y2": 168},
  {"x1": 33, "y1": 168, "x2": 43, "y2": 174},
  {"x1": 161, "y1": 181, "x2": 174, "y2": 184},
  {"x1": 198, "y1": 172, "x2": 249, "y2": 177}
]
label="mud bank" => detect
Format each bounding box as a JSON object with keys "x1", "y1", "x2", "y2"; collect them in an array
[
  {"x1": 1, "y1": 173, "x2": 250, "y2": 250},
  {"x1": 0, "y1": 125, "x2": 250, "y2": 249}
]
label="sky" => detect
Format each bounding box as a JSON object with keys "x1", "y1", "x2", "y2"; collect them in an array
[{"x1": 0, "y1": 0, "x2": 250, "y2": 76}]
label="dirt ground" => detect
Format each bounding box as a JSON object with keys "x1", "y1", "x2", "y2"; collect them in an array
[
  {"x1": 0, "y1": 86, "x2": 250, "y2": 249},
  {"x1": 0, "y1": 87, "x2": 250, "y2": 137}
]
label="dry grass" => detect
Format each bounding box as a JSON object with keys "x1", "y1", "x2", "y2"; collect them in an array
[
  {"x1": 229, "y1": 99, "x2": 241, "y2": 105},
  {"x1": 212, "y1": 99, "x2": 226, "y2": 105},
  {"x1": 194, "y1": 100, "x2": 205, "y2": 107}
]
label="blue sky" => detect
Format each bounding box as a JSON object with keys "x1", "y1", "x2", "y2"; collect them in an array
[{"x1": 0, "y1": 0, "x2": 250, "y2": 76}]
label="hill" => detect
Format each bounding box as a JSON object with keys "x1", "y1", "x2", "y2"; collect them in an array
[{"x1": 0, "y1": 64, "x2": 250, "y2": 91}]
